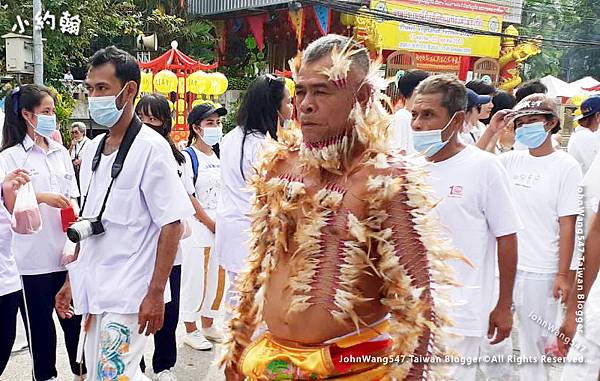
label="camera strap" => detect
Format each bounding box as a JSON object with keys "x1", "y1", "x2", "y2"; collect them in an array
[{"x1": 80, "y1": 116, "x2": 142, "y2": 218}]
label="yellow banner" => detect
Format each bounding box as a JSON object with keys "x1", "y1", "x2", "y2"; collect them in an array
[{"x1": 371, "y1": 0, "x2": 504, "y2": 58}]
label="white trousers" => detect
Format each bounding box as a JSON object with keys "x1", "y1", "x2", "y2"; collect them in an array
[
  {"x1": 83, "y1": 313, "x2": 150, "y2": 381},
  {"x1": 513, "y1": 270, "x2": 560, "y2": 381},
  {"x1": 179, "y1": 244, "x2": 227, "y2": 323},
  {"x1": 444, "y1": 335, "x2": 515, "y2": 381},
  {"x1": 560, "y1": 331, "x2": 600, "y2": 380}
]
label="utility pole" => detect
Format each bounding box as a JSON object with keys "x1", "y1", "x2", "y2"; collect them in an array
[{"x1": 32, "y1": 0, "x2": 43, "y2": 85}]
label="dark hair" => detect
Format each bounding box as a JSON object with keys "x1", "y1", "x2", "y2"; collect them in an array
[
  {"x1": 237, "y1": 75, "x2": 286, "y2": 180},
  {"x1": 135, "y1": 93, "x2": 185, "y2": 165},
  {"x1": 2, "y1": 84, "x2": 57, "y2": 151},
  {"x1": 88, "y1": 46, "x2": 141, "y2": 97},
  {"x1": 545, "y1": 114, "x2": 561, "y2": 135},
  {"x1": 397, "y1": 70, "x2": 429, "y2": 99},
  {"x1": 466, "y1": 80, "x2": 496, "y2": 96},
  {"x1": 515, "y1": 80, "x2": 548, "y2": 103},
  {"x1": 483, "y1": 91, "x2": 516, "y2": 125}
]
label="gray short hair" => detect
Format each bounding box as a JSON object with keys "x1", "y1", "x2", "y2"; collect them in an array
[
  {"x1": 303, "y1": 34, "x2": 370, "y2": 74},
  {"x1": 415, "y1": 75, "x2": 467, "y2": 115},
  {"x1": 71, "y1": 122, "x2": 86, "y2": 134}
]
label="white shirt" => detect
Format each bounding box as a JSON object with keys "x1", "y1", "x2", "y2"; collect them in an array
[
  {"x1": 0, "y1": 165, "x2": 21, "y2": 297},
  {"x1": 70, "y1": 136, "x2": 91, "y2": 160},
  {"x1": 214, "y1": 126, "x2": 266, "y2": 273},
  {"x1": 67, "y1": 125, "x2": 193, "y2": 315},
  {"x1": 0, "y1": 135, "x2": 79, "y2": 275},
  {"x1": 499, "y1": 150, "x2": 582, "y2": 274},
  {"x1": 183, "y1": 146, "x2": 221, "y2": 247},
  {"x1": 427, "y1": 145, "x2": 522, "y2": 337},
  {"x1": 390, "y1": 109, "x2": 414, "y2": 154},
  {"x1": 567, "y1": 126, "x2": 600, "y2": 174}
]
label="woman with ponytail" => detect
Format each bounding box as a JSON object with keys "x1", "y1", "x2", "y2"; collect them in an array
[
  {"x1": 135, "y1": 93, "x2": 196, "y2": 380},
  {"x1": 0, "y1": 84, "x2": 85, "y2": 381},
  {"x1": 179, "y1": 101, "x2": 227, "y2": 351}
]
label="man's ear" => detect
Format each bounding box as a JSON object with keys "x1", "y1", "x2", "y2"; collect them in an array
[
  {"x1": 452, "y1": 111, "x2": 466, "y2": 131},
  {"x1": 127, "y1": 81, "x2": 139, "y2": 101}
]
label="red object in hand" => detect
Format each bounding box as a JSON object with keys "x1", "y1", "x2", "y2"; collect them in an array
[{"x1": 61, "y1": 206, "x2": 78, "y2": 232}]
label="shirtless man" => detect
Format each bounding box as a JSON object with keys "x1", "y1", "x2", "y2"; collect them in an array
[{"x1": 221, "y1": 35, "x2": 462, "y2": 381}]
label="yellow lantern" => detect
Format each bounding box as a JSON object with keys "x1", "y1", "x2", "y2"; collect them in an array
[
  {"x1": 571, "y1": 94, "x2": 587, "y2": 107},
  {"x1": 187, "y1": 71, "x2": 207, "y2": 94},
  {"x1": 205, "y1": 72, "x2": 229, "y2": 96},
  {"x1": 153, "y1": 70, "x2": 178, "y2": 93},
  {"x1": 340, "y1": 13, "x2": 356, "y2": 27},
  {"x1": 285, "y1": 78, "x2": 295, "y2": 97},
  {"x1": 140, "y1": 71, "x2": 153, "y2": 93}
]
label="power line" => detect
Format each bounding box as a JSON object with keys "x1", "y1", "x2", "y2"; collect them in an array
[{"x1": 304, "y1": 0, "x2": 600, "y2": 48}]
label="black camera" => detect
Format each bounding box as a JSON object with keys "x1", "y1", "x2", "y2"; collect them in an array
[{"x1": 67, "y1": 218, "x2": 105, "y2": 243}]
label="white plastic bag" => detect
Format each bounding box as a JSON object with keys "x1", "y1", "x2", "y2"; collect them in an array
[
  {"x1": 181, "y1": 218, "x2": 192, "y2": 240},
  {"x1": 11, "y1": 182, "x2": 42, "y2": 234}
]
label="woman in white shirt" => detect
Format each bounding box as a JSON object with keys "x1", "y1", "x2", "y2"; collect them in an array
[
  {"x1": 213, "y1": 74, "x2": 293, "y2": 320},
  {"x1": 179, "y1": 102, "x2": 227, "y2": 351},
  {"x1": 0, "y1": 166, "x2": 29, "y2": 376},
  {"x1": 0, "y1": 85, "x2": 84, "y2": 380},
  {"x1": 135, "y1": 93, "x2": 196, "y2": 379},
  {"x1": 499, "y1": 94, "x2": 582, "y2": 381}
]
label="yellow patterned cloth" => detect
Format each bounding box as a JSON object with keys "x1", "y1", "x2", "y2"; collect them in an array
[{"x1": 240, "y1": 320, "x2": 391, "y2": 380}]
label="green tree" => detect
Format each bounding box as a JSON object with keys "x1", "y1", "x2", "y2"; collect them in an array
[
  {"x1": 560, "y1": 0, "x2": 600, "y2": 80},
  {"x1": 520, "y1": 0, "x2": 581, "y2": 79}
]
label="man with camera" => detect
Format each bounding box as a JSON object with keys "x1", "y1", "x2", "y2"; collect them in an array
[{"x1": 55, "y1": 46, "x2": 193, "y2": 381}]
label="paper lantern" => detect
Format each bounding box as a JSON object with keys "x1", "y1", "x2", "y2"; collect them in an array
[
  {"x1": 285, "y1": 78, "x2": 295, "y2": 97},
  {"x1": 571, "y1": 94, "x2": 587, "y2": 107},
  {"x1": 153, "y1": 70, "x2": 178, "y2": 93},
  {"x1": 205, "y1": 73, "x2": 229, "y2": 96},
  {"x1": 187, "y1": 71, "x2": 208, "y2": 94},
  {"x1": 340, "y1": 13, "x2": 356, "y2": 27},
  {"x1": 140, "y1": 71, "x2": 153, "y2": 93}
]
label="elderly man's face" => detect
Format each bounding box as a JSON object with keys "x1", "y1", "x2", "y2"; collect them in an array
[
  {"x1": 295, "y1": 55, "x2": 367, "y2": 144},
  {"x1": 411, "y1": 92, "x2": 464, "y2": 138}
]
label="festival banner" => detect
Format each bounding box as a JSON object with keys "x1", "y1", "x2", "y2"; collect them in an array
[{"x1": 371, "y1": 0, "x2": 505, "y2": 58}]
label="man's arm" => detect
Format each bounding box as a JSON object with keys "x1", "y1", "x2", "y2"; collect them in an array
[
  {"x1": 554, "y1": 215, "x2": 577, "y2": 303},
  {"x1": 138, "y1": 220, "x2": 182, "y2": 336},
  {"x1": 559, "y1": 210, "x2": 600, "y2": 355},
  {"x1": 488, "y1": 234, "x2": 517, "y2": 344}
]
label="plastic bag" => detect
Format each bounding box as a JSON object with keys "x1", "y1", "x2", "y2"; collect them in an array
[
  {"x1": 11, "y1": 182, "x2": 42, "y2": 234},
  {"x1": 181, "y1": 218, "x2": 192, "y2": 240}
]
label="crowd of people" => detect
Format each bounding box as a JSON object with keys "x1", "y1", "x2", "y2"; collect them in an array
[{"x1": 0, "y1": 34, "x2": 599, "y2": 381}]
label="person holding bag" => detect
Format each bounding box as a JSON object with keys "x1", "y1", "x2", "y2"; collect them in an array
[
  {"x1": 0, "y1": 166, "x2": 29, "y2": 376},
  {"x1": 0, "y1": 84, "x2": 85, "y2": 381}
]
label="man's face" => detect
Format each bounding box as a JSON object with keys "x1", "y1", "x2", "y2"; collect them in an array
[
  {"x1": 295, "y1": 55, "x2": 366, "y2": 143},
  {"x1": 71, "y1": 128, "x2": 82, "y2": 141},
  {"x1": 85, "y1": 63, "x2": 136, "y2": 110},
  {"x1": 411, "y1": 93, "x2": 462, "y2": 138}
]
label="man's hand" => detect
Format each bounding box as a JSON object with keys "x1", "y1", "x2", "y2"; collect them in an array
[
  {"x1": 488, "y1": 109, "x2": 511, "y2": 135},
  {"x1": 225, "y1": 364, "x2": 243, "y2": 381},
  {"x1": 55, "y1": 280, "x2": 74, "y2": 319},
  {"x1": 72, "y1": 158, "x2": 82, "y2": 167},
  {"x1": 553, "y1": 273, "x2": 571, "y2": 304},
  {"x1": 138, "y1": 289, "x2": 165, "y2": 336},
  {"x1": 487, "y1": 303, "x2": 513, "y2": 344},
  {"x1": 37, "y1": 192, "x2": 70, "y2": 209},
  {"x1": 558, "y1": 313, "x2": 577, "y2": 357}
]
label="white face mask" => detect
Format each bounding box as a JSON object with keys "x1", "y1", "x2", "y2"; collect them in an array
[{"x1": 88, "y1": 85, "x2": 128, "y2": 128}]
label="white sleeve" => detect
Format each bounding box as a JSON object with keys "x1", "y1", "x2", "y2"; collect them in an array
[
  {"x1": 179, "y1": 158, "x2": 195, "y2": 195},
  {"x1": 484, "y1": 159, "x2": 523, "y2": 237},
  {"x1": 558, "y1": 161, "x2": 583, "y2": 217},
  {"x1": 63, "y1": 149, "x2": 80, "y2": 198},
  {"x1": 140, "y1": 143, "x2": 194, "y2": 227}
]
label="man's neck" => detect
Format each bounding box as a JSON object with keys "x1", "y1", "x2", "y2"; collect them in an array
[
  {"x1": 587, "y1": 123, "x2": 599, "y2": 133},
  {"x1": 529, "y1": 138, "x2": 555, "y2": 157},
  {"x1": 107, "y1": 109, "x2": 134, "y2": 144},
  {"x1": 429, "y1": 139, "x2": 465, "y2": 163}
]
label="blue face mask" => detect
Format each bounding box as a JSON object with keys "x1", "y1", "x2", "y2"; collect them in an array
[
  {"x1": 412, "y1": 113, "x2": 457, "y2": 157},
  {"x1": 201, "y1": 127, "x2": 223, "y2": 146},
  {"x1": 88, "y1": 85, "x2": 128, "y2": 128},
  {"x1": 34, "y1": 114, "x2": 57, "y2": 138},
  {"x1": 515, "y1": 121, "x2": 548, "y2": 149}
]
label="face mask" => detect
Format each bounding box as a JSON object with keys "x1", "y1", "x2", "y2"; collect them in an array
[
  {"x1": 412, "y1": 113, "x2": 457, "y2": 157},
  {"x1": 88, "y1": 85, "x2": 128, "y2": 128},
  {"x1": 32, "y1": 114, "x2": 57, "y2": 139},
  {"x1": 515, "y1": 121, "x2": 548, "y2": 149},
  {"x1": 201, "y1": 127, "x2": 223, "y2": 146}
]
